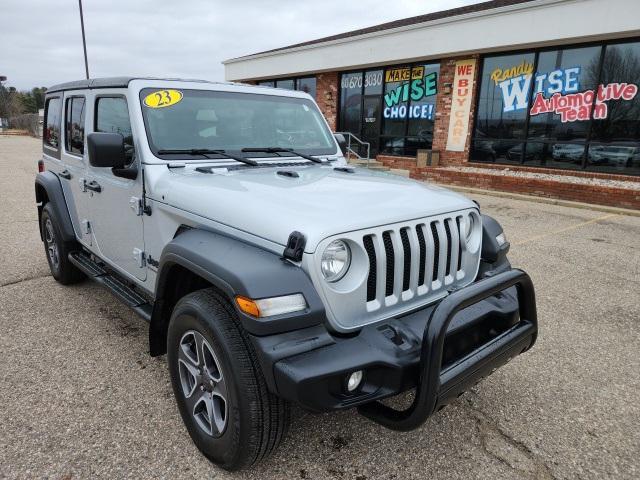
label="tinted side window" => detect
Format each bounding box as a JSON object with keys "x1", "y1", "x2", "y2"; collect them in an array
[
  {"x1": 95, "y1": 97, "x2": 134, "y2": 162},
  {"x1": 44, "y1": 97, "x2": 62, "y2": 149},
  {"x1": 65, "y1": 97, "x2": 86, "y2": 155}
]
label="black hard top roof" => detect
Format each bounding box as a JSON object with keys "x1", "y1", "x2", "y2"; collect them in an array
[{"x1": 47, "y1": 77, "x2": 232, "y2": 93}]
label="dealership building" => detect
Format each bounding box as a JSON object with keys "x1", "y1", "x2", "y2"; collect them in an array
[{"x1": 224, "y1": 0, "x2": 640, "y2": 209}]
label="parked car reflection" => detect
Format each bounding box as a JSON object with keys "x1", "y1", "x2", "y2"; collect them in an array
[
  {"x1": 552, "y1": 143, "x2": 585, "y2": 163},
  {"x1": 588, "y1": 144, "x2": 640, "y2": 168},
  {"x1": 507, "y1": 142, "x2": 544, "y2": 161}
]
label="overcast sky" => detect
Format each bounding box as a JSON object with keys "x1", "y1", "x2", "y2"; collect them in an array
[{"x1": 1, "y1": 0, "x2": 481, "y2": 91}]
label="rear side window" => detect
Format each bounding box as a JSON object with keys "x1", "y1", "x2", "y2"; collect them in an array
[
  {"x1": 44, "y1": 97, "x2": 62, "y2": 149},
  {"x1": 95, "y1": 97, "x2": 135, "y2": 162},
  {"x1": 65, "y1": 97, "x2": 86, "y2": 155}
]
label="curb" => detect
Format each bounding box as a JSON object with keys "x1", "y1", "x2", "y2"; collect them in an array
[{"x1": 432, "y1": 183, "x2": 640, "y2": 217}]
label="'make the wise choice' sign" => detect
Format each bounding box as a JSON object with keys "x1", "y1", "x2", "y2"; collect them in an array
[{"x1": 446, "y1": 59, "x2": 476, "y2": 152}]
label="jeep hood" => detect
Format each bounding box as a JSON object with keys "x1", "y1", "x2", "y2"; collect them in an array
[{"x1": 152, "y1": 165, "x2": 476, "y2": 252}]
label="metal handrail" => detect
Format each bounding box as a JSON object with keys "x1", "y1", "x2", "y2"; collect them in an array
[{"x1": 335, "y1": 131, "x2": 371, "y2": 166}]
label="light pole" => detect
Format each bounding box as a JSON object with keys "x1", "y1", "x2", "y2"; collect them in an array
[{"x1": 78, "y1": 0, "x2": 89, "y2": 79}]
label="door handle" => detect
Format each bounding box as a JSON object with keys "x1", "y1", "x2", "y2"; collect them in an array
[
  {"x1": 85, "y1": 180, "x2": 102, "y2": 193},
  {"x1": 59, "y1": 169, "x2": 72, "y2": 180}
]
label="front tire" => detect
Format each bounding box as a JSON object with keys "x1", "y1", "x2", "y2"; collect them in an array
[
  {"x1": 167, "y1": 288, "x2": 290, "y2": 471},
  {"x1": 40, "y1": 203, "x2": 84, "y2": 285}
]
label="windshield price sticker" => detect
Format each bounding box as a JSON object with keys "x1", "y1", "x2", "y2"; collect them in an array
[{"x1": 143, "y1": 89, "x2": 183, "y2": 108}]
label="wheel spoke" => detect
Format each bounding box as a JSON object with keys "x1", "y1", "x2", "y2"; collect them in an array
[
  {"x1": 178, "y1": 359, "x2": 200, "y2": 398},
  {"x1": 209, "y1": 393, "x2": 227, "y2": 435},
  {"x1": 202, "y1": 339, "x2": 223, "y2": 382},
  {"x1": 178, "y1": 331, "x2": 200, "y2": 367},
  {"x1": 188, "y1": 389, "x2": 208, "y2": 427},
  {"x1": 211, "y1": 378, "x2": 228, "y2": 403}
]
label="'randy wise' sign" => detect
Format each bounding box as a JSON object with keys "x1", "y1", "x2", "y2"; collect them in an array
[{"x1": 491, "y1": 60, "x2": 638, "y2": 123}]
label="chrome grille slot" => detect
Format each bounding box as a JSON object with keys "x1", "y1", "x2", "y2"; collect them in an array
[
  {"x1": 363, "y1": 235, "x2": 377, "y2": 302},
  {"x1": 430, "y1": 222, "x2": 440, "y2": 283},
  {"x1": 444, "y1": 220, "x2": 452, "y2": 277},
  {"x1": 400, "y1": 228, "x2": 411, "y2": 292},
  {"x1": 382, "y1": 231, "x2": 395, "y2": 297},
  {"x1": 416, "y1": 224, "x2": 427, "y2": 286},
  {"x1": 456, "y1": 216, "x2": 463, "y2": 272},
  {"x1": 310, "y1": 208, "x2": 481, "y2": 332}
]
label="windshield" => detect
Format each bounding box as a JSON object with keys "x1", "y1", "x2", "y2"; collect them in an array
[{"x1": 139, "y1": 88, "x2": 337, "y2": 157}]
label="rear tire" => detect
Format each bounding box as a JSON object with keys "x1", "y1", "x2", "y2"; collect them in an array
[
  {"x1": 40, "y1": 203, "x2": 84, "y2": 285},
  {"x1": 167, "y1": 288, "x2": 290, "y2": 471}
]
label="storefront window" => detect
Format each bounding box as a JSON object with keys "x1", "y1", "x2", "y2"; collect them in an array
[
  {"x1": 473, "y1": 53, "x2": 535, "y2": 164},
  {"x1": 275, "y1": 79, "x2": 295, "y2": 90},
  {"x1": 297, "y1": 77, "x2": 317, "y2": 98},
  {"x1": 471, "y1": 41, "x2": 640, "y2": 175},
  {"x1": 338, "y1": 64, "x2": 439, "y2": 157},
  {"x1": 364, "y1": 70, "x2": 383, "y2": 95},
  {"x1": 588, "y1": 41, "x2": 640, "y2": 174},
  {"x1": 381, "y1": 67, "x2": 407, "y2": 138},
  {"x1": 524, "y1": 46, "x2": 600, "y2": 169},
  {"x1": 406, "y1": 63, "x2": 439, "y2": 153},
  {"x1": 379, "y1": 63, "x2": 440, "y2": 156},
  {"x1": 340, "y1": 72, "x2": 363, "y2": 140},
  {"x1": 256, "y1": 77, "x2": 316, "y2": 98}
]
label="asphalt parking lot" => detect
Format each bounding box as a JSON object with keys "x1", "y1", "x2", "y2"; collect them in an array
[{"x1": 1, "y1": 135, "x2": 639, "y2": 479}]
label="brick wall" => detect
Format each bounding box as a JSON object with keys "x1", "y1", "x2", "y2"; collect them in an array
[
  {"x1": 431, "y1": 55, "x2": 481, "y2": 166},
  {"x1": 376, "y1": 156, "x2": 640, "y2": 209},
  {"x1": 422, "y1": 167, "x2": 640, "y2": 210},
  {"x1": 316, "y1": 72, "x2": 339, "y2": 131}
]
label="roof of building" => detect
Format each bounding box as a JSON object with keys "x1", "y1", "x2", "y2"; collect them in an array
[{"x1": 231, "y1": 0, "x2": 537, "y2": 60}]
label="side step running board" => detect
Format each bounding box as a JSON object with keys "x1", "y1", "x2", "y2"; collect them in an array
[{"x1": 69, "y1": 251, "x2": 152, "y2": 323}]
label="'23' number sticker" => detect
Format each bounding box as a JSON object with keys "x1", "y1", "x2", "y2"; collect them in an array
[{"x1": 143, "y1": 89, "x2": 183, "y2": 108}]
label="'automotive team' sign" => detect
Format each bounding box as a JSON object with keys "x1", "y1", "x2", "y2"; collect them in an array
[{"x1": 490, "y1": 61, "x2": 638, "y2": 123}]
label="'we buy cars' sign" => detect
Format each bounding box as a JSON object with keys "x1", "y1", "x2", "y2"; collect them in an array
[{"x1": 447, "y1": 59, "x2": 476, "y2": 152}]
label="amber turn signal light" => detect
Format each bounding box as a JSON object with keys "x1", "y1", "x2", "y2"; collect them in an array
[{"x1": 235, "y1": 296, "x2": 260, "y2": 317}]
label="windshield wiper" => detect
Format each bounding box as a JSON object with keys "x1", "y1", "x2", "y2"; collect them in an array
[
  {"x1": 156, "y1": 149, "x2": 258, "y2": 166},
  {"x1": 241, "y1": 147, "x2": 326, "y2": 163}
]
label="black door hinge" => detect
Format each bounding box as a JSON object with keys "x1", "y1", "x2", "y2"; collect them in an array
[{"x1": 146, "y1": 255, "x2": 159, "y2": 268}]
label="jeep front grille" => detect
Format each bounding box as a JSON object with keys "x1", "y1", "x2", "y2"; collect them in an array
[
  {"x1": 306, "y1": 209, "x2": 482, "y2": 332},
  {"x1": 363, "y1": 216, "x2": 466, "y2": 308}
]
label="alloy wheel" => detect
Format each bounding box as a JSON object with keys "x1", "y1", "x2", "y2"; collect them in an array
[
  {"x1": 178, "y1": 330, "x2": 228, "y2": 437},
  {"x1": 44, "y1": 218, "x2": 60, "y2": 270}
]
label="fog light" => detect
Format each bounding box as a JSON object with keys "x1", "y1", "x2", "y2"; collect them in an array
[{"x1": 346, "y1": 370, "x2": 363, "y2": 392}]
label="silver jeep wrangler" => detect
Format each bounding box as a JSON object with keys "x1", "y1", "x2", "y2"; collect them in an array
[{"x1": 36, "y1": 77, "x2": 537, "y2": 471}]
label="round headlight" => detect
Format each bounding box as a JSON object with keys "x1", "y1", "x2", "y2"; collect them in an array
[{"x1": 321, "y1": 240, "x2": 351, "y2": 283}]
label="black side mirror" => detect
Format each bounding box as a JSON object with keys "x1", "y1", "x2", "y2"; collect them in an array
[
  {"x1": 87, "y1": 132, "x2": 137, "y2": 179},
  {"x1": 334, "y1": 133, "x2": 347, "y2": 155}
]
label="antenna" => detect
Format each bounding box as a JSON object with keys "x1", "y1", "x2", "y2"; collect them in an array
[{"x1": 78, "y1": 0, "x2": 89, "y2": 79}]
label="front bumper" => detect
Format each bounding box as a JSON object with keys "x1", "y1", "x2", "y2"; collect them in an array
[{"x1": 250, "y1": 269, "x2": 537, "y2": 429}]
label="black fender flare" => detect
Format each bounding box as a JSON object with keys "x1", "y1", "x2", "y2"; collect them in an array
[
  {"x1": 150, "y1": 228, "x2": 326, "y2": 348},
  {"x1": 477, "y1": 214, "x2": 511, "y2": 279},
  {"x1": 35, "y1": 171, "x2": 76, "y2": 242}
]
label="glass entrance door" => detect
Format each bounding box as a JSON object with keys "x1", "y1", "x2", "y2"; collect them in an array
[
  {"x1": 361, "y1": 96, "x2": 381, "y2": 155},
  {"x1": 360, "y1": 70, "x2": 383, "y2": 156},
  {"x1": 339, "y1": 70, "x2": 383, "y2": 157}
]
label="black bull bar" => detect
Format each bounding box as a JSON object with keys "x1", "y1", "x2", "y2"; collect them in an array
[{"x1": 358, "y1": 268, "x2": 538, "y2": 431}]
